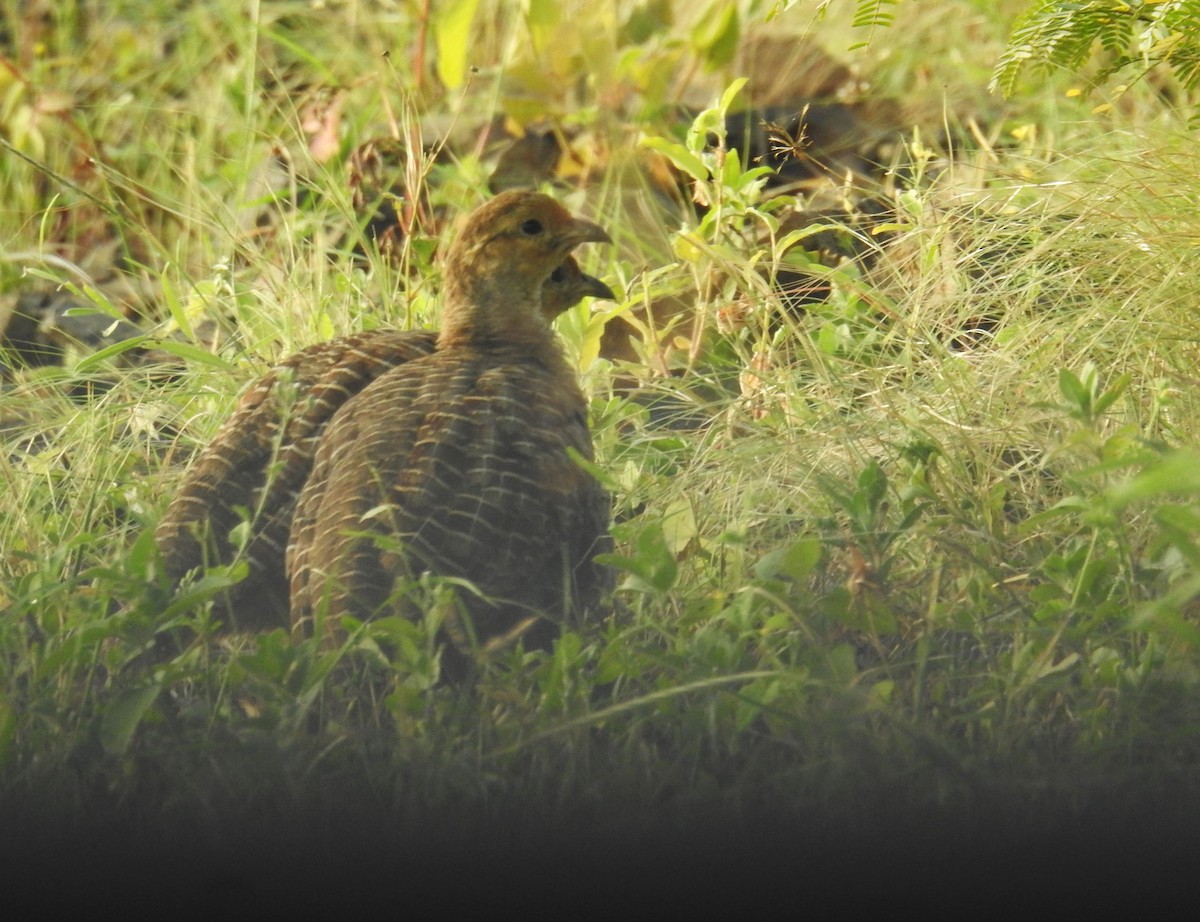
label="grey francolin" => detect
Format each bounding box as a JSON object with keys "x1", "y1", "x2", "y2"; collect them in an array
[
  {"x1": 156, "y1": 231, "x2": 612, "y2": 630},
  {"x1": 286, "y1": 191, "x2": 614, "y2": 659}
]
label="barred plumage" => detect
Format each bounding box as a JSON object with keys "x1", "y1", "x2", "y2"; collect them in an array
[
  {"x1": 287, "y1": 191, "x2": 614, "y2": 656},
  {"x1": 155, "y1": 250, "x2": 612, "y2": 630}
]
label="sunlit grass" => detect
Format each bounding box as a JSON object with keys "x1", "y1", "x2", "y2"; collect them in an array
[{"x1": 4, "y1": 2, "x2": 1200, "y2": 880}]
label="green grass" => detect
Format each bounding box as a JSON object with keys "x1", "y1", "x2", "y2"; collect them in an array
[{"x1": 3, "y1": 0, "x2": 1200, "y2": 904}]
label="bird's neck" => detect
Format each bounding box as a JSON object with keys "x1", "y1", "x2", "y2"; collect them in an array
[{"x1": 437, "y1": 269, "x2": 555, "y2": 351}]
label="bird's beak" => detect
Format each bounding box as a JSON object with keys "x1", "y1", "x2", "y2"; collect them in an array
[
  {"x1": 561, "y1": 217, "x2": 612, "y2": 248},
  {"x1": 579, "y1": 273, "x2": 616, "y2": 302}
]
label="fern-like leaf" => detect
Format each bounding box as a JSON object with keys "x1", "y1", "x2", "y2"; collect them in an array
[{"x1": 992, "y1": 0, "x2": 1200, "y2": 98}]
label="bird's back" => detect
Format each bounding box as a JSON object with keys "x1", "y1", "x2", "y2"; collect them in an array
[
  {"x1": 287, "y1": 342, "x2": 612, "y2": 648},
  {"x1": 155, "y1": 329, "x2": 439, "y2": 625}
]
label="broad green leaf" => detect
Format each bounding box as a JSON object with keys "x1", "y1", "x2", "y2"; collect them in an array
[
  {"x1": 857, "y1": 460, "x2": 888, "y2": 514},
  {"x1": 1133, "y1": 587, "x2": 1200, "y2": 647},
  {"x1": 640, "y1": 136, "x2": 709, "y2": 183},
  {"x1": 1093, "y1": 372, "x2": 1131, "y2": 416},
  {"x1": 1058, "y1": 367, "x2": 1087, "y2": 408},
  {"x1": 1108, "y1": 450, "x2": 1200, "y2": 509},
  {"x1": 661, "y1": 497, "x2": 697, "y2": 555},
  {"x1": 595, "y1": 522, "x2": 678, "y2": 594},
  {"x1": 434, "y1": 0, "x2": 481, "y2": 90},
  {"x1": 825, "y1": 643, "x2": 859, "y2": 684},
  {"x1": 123, "y1": 527, "x2": 162, "y2": 580},
  {"x1": 578, "y1": 297, "x2": 630, "y2": 370},
  {"x1": 718, "y1": 76, "x2": 749, "y2": 114},
  {"x1": 526, "y1": 0, "x2": 561, "y2": 51},
  {"x1": 755, "y1": 538, "x2": 821, "y2": 581},
  {"x1": 160, "y1": 562, "x2": 248, "y2": 620},
  {"x1": 721, "y1": 145, "x2": 742, "y2": 187},
  {"x1": 100, "y1": 682, "x2": 162, "y2": 756},
  {"x1": 691, "y1": 3, "x2": 740, "y2": 71},
  {"x1": 672, "y1": 231, "x2": 705, "y2": 263},
  {"x1": 315, "y1": 310, "x2": 337, "y2": 341}
]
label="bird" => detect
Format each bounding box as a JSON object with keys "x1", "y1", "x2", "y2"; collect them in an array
[
  {"x1": 286, "y1": 190, "x2": 613, "y2": 663},
  {"x1": 155, "y1": 248, "x2": 613, "y2": 631}
]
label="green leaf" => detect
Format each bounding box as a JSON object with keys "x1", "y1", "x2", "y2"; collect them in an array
[
  {"x1": 124, "y1": 526, "x2": 162, "y2": 580},
  {"x1": 595, "y1": 521, "x2": 678, "y2": 594},
  {"x1": 526, "y1": 0, "x2": 561, "y2": 49},
  {"x1": 853, "y1": 460, "x2": 888, "y2": 525},
  {"x1": 776, "y1": 223, "x2": 843, "y2": 255},
  {"x1": 1153, "y1": 504, "x2": 1200, "y2": 567},
  {"x1": 1093, "y1": 372, "x2": 1131, "y2": 416},
  {"x1": 260, "y1": 26, "x2": 339, "y2": 83},
  {"x1": 1058, "y1": 367, "x2": 1088, "y2": 410},
  {"x1": 851, "y1": 0, "x2": 898, "y2": 31},
  {"x1": 691, "y1": 3, "x2": 740, "y2": 71},
  {"x1": 718, "y1": 75, "x2": 749, "y2": 114},
  {"x1": 159, "y1": 272, "x2": 191, "y2": 339},
  {"x1": 0, "y1": 694, "x2": 14, "y2": 764},
  {"x1": 1107, "y1": 450, "x2": 1200, "y2": 509},
  {"x1": 62, "y1": 285, "x2": 125, "y2": 320},
  {"x1": 100, "y1": 682, "x2": 162, "y2": 757},
  {"x1": 686, "y1": 105, "x2": 728, "y2": 152},
  {"x1": 825, "y1": 643, "x2": 859, "y2": 684},
  {"x1": 661, "y1": 497, "x2": 697, "y2": 555},
  {"x1": 434, "y1": 0, "x2": 481, "y2": 90},
  {"x1": 1133, "y1": 585, "x2": 1200, "y2": 647},
  {"x1": 142, "y1": 338, "x2": 237, "y2": 370},
  {"x1": 755, "y1": 538, "x2": 822, "y2": 581},
  {"x1": 640, "y1": 136, "x2": 710, "y2": 183},
  {"x1": 721, "y1": 145, "x2": 743, "y2": 187},
  {"x1": 71, "y1": 334, "x2": 151, "y2": 373},
  {"x1": 1034, "y1": 652, "x2": 1080, "y2": 680},
  {"x1": 622, "y1": 0, "x2": 673, "y2": 44},
  {"x1": 160, "y1": 562, "x2": 248, "y2": 620}
]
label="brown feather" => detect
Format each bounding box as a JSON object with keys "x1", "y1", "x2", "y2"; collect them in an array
[
  {"x1": 155, "y1": 241, "x2": 612, "y2": 630},
  {"x1": 286, "y1": 191, "x2": 613, "y2": 655}
]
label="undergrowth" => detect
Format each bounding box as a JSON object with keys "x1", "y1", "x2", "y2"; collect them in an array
[{"x1": 4, "y1": 0, "x2": 1200, "y2": 889}]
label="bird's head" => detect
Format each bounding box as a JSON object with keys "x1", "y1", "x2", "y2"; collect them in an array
[
  {"x1": 541, "y1": 255, "x2": 616, "y2": 320},
  {"x1": 440, "y1": 191, "x2": 611, "y2": 346}
]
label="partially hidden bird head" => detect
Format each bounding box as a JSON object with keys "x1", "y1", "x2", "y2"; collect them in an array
[
  {"x1": 439, "y1": 190, "x2": 611, "y2": 347},
  {"x1": 541, "y1": 255, "x2": 616, "y2": 321}
]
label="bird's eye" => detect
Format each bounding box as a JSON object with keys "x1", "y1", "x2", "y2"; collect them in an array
[{"x1": 521, "y1": 218, "x2": 543, "y2": 235}]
